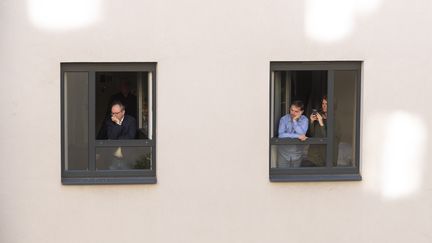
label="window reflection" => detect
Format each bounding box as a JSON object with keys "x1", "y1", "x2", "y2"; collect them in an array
[
  {"x1": 64, "y1": 72, "x2": 89, "y2": 170},
  {"x1": 96, "y1": 146, "x2": 152, "y2": 170},
  {"x1": 271, "y1": 145, "x2": 326, "y2": 168},
  {"x1": 334, "y1": 70, "x2": 357, "y2": 167}
]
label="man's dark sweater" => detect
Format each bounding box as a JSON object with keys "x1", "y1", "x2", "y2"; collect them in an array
[{"x1": 106, "y1": 115, "x2": 137, "y2": 139}]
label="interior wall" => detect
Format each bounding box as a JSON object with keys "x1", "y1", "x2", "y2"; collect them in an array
[
  {"x1": 95, "y1": 72, "x2": 138, "y2": 132},
  {"x1": 1, "y1": 0, "x2": 432, "y2": 243}
]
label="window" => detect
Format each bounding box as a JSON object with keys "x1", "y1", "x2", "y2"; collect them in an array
[
  {"x1": 61, "y1": 63, "x2": 156, "y2": 184},
  {"x1": 269, "y1": 62, "x2": 361, "y2": 181}
]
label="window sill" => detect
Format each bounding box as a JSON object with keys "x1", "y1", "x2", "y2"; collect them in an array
[
  {"x1": 270, "y1": 174, "x2": 361, "y2": 182},
  {"x1": 62, "y1": 176, "x2": 157, "y2": 185}
]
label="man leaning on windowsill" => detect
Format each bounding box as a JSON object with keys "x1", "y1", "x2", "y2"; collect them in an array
[
  {"x1": 105, "y1": 101, "x2": 137, "y2": 140},
  {"x1": 277, "y1": 100, "x2": 308, "y2": 168}
]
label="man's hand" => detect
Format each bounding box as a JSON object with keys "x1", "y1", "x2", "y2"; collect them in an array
[
  {"x1": 111, "y1": 116, "x2": 120, "y2": 125},
  {"x1": 293, "y1": 113, "x2": 302, "y2": 121},
  {"x1": 298, "y1": 134, "x2": 308, "y2": 141}
]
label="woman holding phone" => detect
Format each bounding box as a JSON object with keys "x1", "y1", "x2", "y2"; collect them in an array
[{"x1": 307, "y1": 96, "x2": 328, "y2": 166}]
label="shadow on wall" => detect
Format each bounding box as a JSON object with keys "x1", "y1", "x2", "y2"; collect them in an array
[
  {"x1": 305, "y1": 0, "x2": 382, "y2": 43},
  {"x1": 27, "y1": 0, "x2": 102, "y2": 30},
  {"x1": 364, "y1": 110, "x2": 427, "y2": 200}
]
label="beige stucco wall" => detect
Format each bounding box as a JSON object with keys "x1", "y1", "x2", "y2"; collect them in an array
[{"x1": 1, "y1": 0, "x2": 432, "y2": 242}]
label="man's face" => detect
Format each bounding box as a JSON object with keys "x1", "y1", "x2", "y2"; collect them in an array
[
  {"x1": 111, "y1": 104, "x2": 125, "y2": 120},
  {"x1": 289, "y1": 105, "x2": 303, "y2": 119},
  {"x1": 322, "y1": 99, "x2": 328, "y2": 113}
]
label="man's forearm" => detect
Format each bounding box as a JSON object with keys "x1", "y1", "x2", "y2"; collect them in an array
[{"x1": 279, "y1": 132, "x2": 300, "y2": 138}]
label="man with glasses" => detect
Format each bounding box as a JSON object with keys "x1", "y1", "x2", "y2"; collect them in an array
[
  {"x1": 277, "y1": 100, "x2": 308, "y2": 168},
  {"x1": 105, "y1": 101, "x2": 137, "y2": 139}
]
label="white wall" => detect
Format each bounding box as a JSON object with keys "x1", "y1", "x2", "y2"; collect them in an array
[{"x1": 1, "y1": 0, "x2": 432, "y2": 242}]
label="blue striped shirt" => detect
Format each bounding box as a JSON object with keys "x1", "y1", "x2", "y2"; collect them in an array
[{"x1": 278, "y1": 115, "x2": 308, "y2": 138}]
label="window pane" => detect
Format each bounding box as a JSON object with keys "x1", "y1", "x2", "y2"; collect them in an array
[
  {"x1": 272, "y1": 71, "x2": 288, "y2": 138},
  {"x1": 64, "y1": 72, "x2": 89, "y2": 170},
  {"x1": 96, "y1": 147, "x2": 152, "y2": 170},
  {"x1": 273, "y1": 71, "x2": 327, "y2": 139},
  {"x1": 95, "y1": 72, "x2": 149, "y2": 140},
  {"x1": 333, "y1": 70, "x2": 357, "y2": 167},
  {"x1": 271, "y1": 145, "x2": 326, "y2": 168},
  {"x1": 305, "y1": 144, "x2": 327, "y2": 167}
]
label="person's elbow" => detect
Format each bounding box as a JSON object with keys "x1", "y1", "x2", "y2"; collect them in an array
[{"x1": 280, "y1": 133, "x2": 298, "y2": 139}]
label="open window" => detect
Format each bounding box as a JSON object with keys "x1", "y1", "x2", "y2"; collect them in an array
[
  {"x1": 61, "y1": 63, "x2": 156, "y2": 184},
  {"x1": 270, "y1": 62, "x2": 361, "y2": 181}
]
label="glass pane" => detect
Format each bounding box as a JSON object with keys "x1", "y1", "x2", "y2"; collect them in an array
[
  {"x1": 271, "y1": 145, "x2": 326, "y2": 168},
  {"x1": 96, "y1": 147, "x2": 152, "y2": 170},
  {"x1": 304, "y1": 144, "x2": 327, "y2": 167},
  {"x1": 64, "y1": 72, "x2": 89, "y2": 170},
  {"x1": 333, "y1": 70, "x2": 357, "y2": 167},
  {"x1": 273, "y1": 71, "x2": 327, "y2": 139},
  {"x1": 95, "y1": 72, "x2": 149, "y2": 140},
  {"x1": 272, "y1": 71, "x2": 287, "y2": 138}
]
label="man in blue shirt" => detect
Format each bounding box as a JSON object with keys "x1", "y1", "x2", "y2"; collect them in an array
[{"x1": 277, "y1": 100, "x2": 308, "y2": 168}]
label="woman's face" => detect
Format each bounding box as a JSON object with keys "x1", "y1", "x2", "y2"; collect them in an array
[{"x1": 322, "y1": 99, "x2": 328, "y2": 113}]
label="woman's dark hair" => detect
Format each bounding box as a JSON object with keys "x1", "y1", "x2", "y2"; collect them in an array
[{"x1": 321, "y1": 95, "x2": 327, "y2": 102}]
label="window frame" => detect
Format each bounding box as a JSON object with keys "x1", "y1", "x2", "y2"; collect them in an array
[
  {"x1": 61, "y1": 62, "x2": 157, "y2": 185},
  {"x1": 269, "y1": 61, "x2": 362, "y2": 182}
]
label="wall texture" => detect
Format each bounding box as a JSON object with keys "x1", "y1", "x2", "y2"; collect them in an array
[{"x1": 1, "y1": 0, "x2": 432, "y2": 242}]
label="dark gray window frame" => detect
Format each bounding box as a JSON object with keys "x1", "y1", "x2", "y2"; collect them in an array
[
  {"x1": 269, "y1": 61, "x2": 362, "y2": 182},
  {"x1": 61, "y1": 62, "x2": 157, "y2": 185}
]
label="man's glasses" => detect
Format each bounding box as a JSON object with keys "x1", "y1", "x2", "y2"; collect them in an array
[{"x1": 111, "y1": 111, "x2": 123, "y2": 115}]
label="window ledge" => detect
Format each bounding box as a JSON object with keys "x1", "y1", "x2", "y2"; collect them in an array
[
  {"x1": 270, "y1": 174, "x2": 361, "y2": 182},
  {"x1": 62, "y1": 176, "x2": 157, "y2": 185}
]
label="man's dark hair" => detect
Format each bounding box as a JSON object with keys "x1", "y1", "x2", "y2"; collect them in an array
[
  {"x1": 291, "y1": 100, "x2": 304, "y2": 111},
  {"x1": 111, "y1": 101, "x2": 125, "y2": 111}
]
